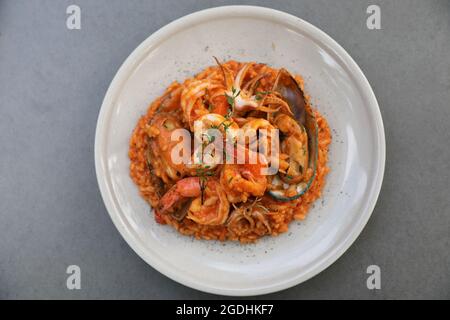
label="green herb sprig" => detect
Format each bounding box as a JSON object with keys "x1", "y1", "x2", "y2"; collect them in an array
[
  {"x1": 224, "y1": 87, "x2": 240, "y2": 116},
  {"x1": 255, "y1": 90, "x2": 272, "y2": 101},
  {"x1": 195, "y1": 165, "x2": 215, "y2": 204}
]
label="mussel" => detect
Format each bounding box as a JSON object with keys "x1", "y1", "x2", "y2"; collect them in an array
[{"x1": 268, "y1": 69, "x2": 318, "y2": 201}]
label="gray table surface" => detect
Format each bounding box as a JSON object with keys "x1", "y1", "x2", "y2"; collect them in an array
[{"x1": 1, "y1": 0, "x2": 449, "y2": 300}]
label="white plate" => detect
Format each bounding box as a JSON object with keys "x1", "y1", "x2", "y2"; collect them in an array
[{"x1": 95, "y1": 6, "x2": 385, "y2": 296}]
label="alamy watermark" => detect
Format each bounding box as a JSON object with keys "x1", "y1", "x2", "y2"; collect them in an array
[
  {"x1": 66, "y1": 5, "x2": 81, "y2": 30},
  {"x1": 366, "y1": 265, "x2": 381, "y2": 290},
  {"x1": 366, "y1": 5, "x2": 381, "y2": 30},
  {"x1": 66, "y1": 265, "x2": 81, "y2": 290}
]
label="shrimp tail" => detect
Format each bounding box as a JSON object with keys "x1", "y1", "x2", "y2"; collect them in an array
[
  {"x1": 157, "y1": 177, "x2": 201, "y2": 216},
  {"x1": 157, "y1": 185, "x2": 182, "y2": 215}
]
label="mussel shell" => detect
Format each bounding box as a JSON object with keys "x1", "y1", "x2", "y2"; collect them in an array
[
  {"x1": 272, "y1": 68, "x2": 307, "y2": 125},
  {"x1": 268, "y1": 69, "x2": 319, "y2": 201}
]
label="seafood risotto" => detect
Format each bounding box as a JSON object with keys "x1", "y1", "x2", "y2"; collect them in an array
[{"x1": 129, "y1": 59, "x2": 331, "y2": 243}]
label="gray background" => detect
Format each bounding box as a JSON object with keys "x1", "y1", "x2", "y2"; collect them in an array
[{"x1": 0, "y1": 0, "x2": 449, "y2": 299}]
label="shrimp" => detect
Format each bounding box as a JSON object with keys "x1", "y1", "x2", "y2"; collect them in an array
[
  {"x1": 241, "y1": 118, "x2": 274, "y2": 131},
  {"x1": 220, "y1": 144, "x2": 268, "y2": 203},
  {"x1": 157, "y1": 177, "x2": 230, "y2": 225},
  {"x1": 187, "y1": 178, "x2": 230, "y2": 225},
  {"x1": 188, "y1": 113, "x2": 240, "y2": 171},
  {"x1": 241, "y1": 118, "x2": 276, "y2": 156}
]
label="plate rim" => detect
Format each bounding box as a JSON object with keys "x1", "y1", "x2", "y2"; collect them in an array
[{"x1": 94, "y1": 5, "x2": 386, "y2": 296}]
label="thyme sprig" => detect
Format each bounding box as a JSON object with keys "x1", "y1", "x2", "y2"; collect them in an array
[{"x1": 195, "y1": 165, "x2": 214, "y2": 204}]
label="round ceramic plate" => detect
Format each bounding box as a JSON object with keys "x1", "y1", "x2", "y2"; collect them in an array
[{"x1": 95, "y1": 6, "x2": 385, "y2": 296}]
